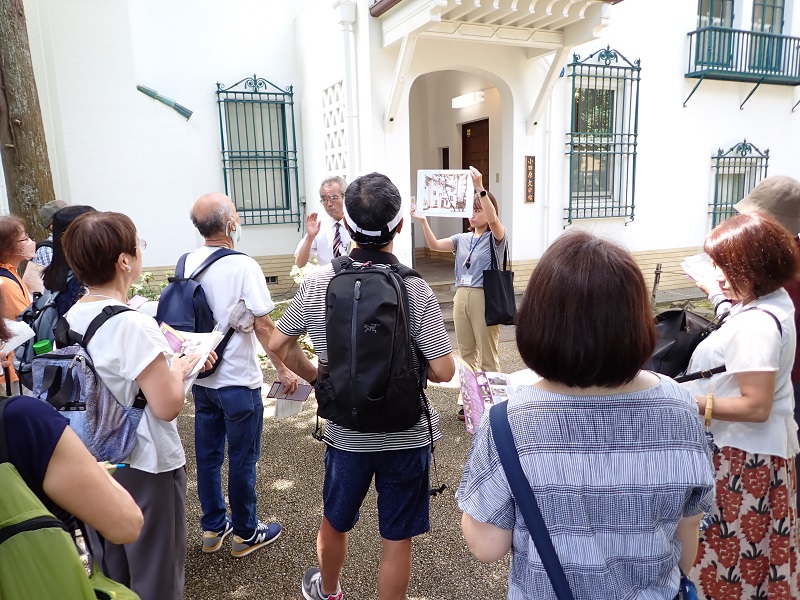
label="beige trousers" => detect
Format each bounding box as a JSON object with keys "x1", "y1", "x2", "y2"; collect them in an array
[{"x1": 453, "y1": 286, "x2": 501, "y2": 373}]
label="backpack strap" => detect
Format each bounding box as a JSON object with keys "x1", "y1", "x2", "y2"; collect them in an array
[
  {"x1": 331, "y1": 256, "x2": 352, "y2": 274},
  {"x1": 174, "y1": 253, "x2": 189, "y2": 279},
  {"x1": 187, "y1": 248, "x2": 243, "y2": 279},
  {"x1": 81, "y1": 305, "x2": 133, "y2": 347},
  {"x1": 0, "y1": 267, "x2": 24, "y2": 294},
  {"x1": 35, "y1": 240, "x2": 54, "y2": 252},
  {"x1": 675, "y1": 307, "x2": 782, "y2": 384},
  {"x1": 489, "y1": 402, "x2": 575, "y2": 600}
]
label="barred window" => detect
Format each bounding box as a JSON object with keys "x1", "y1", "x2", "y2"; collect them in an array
[
  {"x1": 216, "y1": 76, "x2": 301, "y2": 227},
  {"x1": 566, "y1": 47, "x2": 640, "y2": 224},
  {"x1": 710, "y1": 139, "x2": 769, "y2": 227}
]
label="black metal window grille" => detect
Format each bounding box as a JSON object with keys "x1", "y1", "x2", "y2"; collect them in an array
[
  {"x1": 216, "y1": 75, "x2": 301, "y2": 227},
  {"x1": 711, "y1": 139, "x2": 769, "y2": 227},
  {"x1": 566, "y1": 47, "x2": 640, "y2": 224}
]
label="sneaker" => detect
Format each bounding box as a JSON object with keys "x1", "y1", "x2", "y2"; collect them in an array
[
  {"x1": 202, "y1": 515, "x2": 233, "y2": 554},
  {"x1": 302, "y1": 567, "x2": 343, "y2": 600},
  {"x1": 457, "y1": 407, "x2": 465, "y2": 421},
  {"x1": 230, "y1": 521, "x2": 282, "y2": 558}
]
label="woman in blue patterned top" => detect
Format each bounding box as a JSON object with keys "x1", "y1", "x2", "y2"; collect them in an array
[
  {"x1": 457, "y1": 231, "x2": 715, "y2": 599},
  {"x1": 411, "y1": 166, "x2": 506, "y2": 419}
]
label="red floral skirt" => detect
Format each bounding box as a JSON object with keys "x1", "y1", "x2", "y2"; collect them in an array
[{"x1": 691, "y1": 445, "x2": 800, "y2": 599}]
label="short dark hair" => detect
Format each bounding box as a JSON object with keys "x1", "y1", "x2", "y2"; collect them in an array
[
  {"x1": 61, "y1": 212, "x2": 137, "y2": 286},
  {"x1": 705, "y1": 211, "x2": 799, "y2": 299},
  {"x1": 43, "y1": 205, "x2": 96, "y2": 292},
  {"x1": 190, "y1": 203, "x2": 232, "y2": 238},
  {"x1": 0, "y1": 216, "x2": 25, "y2": 263},
  {"x1": 344, "y1": 172, "x2": 402, "y2": 248},
  {"x1": 516, "y1": 230, "x2": 655, "y2": 388}
]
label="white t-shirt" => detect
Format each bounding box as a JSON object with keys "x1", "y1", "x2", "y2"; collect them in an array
[
  {"x1": 65, "y1": 300, "x2": 185, "y2": 473},
  {"x1": 183, "y1": 246, "x2": 275, "y2": 389},
  {"x1": 682, "y1": 288, "x2": 799, "y2": 458},
  {"x1": 294, "y1": 220, "x2": 351, "y2": 266}
]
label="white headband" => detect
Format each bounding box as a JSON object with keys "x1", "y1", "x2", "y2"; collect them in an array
[{"x1": 342, "y1": 204, "x2": 403, "y2": 239}]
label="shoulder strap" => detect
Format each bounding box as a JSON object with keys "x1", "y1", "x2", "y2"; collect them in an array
[
  {"x1": 331, "y1": 256, "x2": 352, "y2": 274},
  {"x1": 36, "y1": 240, "x2": 53, "y2": 251},
  {"x1": 81, "y1": 305, "x2": 133, "y2": 347},
  {"x1": 0, "y1": 267, "x2": 24, "y2": 294},
  {"x1": 188, "y1": 248, "x2": 243, "y2": 280},
  {"x1": 174, "y1": 253, "x2": 189, "y2": 278},
  {"x1": 489, "y1": 402, "x2": 575, "y2": 600},
  {"x1": 394, "y1": 263, "x2": 421, "y2": 280},
  {"x1": 0, "y1": 397, "x2": 9, "y2": 463},
  {"x1": 675, "y1": 306, "x2": 783, "y2": 384}
]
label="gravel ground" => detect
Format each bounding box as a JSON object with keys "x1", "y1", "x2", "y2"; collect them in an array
[{"x1": 182, "y1": 331, "x2": 524, "y2": 600}]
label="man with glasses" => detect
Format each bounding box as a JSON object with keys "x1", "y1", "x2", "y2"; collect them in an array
[{"x1": 294, "y1": 176, "x2": 351, "y2": 267}]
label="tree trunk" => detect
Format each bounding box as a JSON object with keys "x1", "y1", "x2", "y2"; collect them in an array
[{"x1": 0, "y1": 0, "x2": 54, "y2": 241}]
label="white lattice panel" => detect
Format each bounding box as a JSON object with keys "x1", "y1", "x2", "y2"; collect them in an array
[{"x1": 322, "y1": 81, "x2": 347, "y2": 179}]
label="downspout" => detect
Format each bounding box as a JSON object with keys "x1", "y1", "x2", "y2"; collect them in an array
[{"x1": 335, "y1": 0, "x2": 360, "y2": 181}]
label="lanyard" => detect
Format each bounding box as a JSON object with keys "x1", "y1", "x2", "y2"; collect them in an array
[{"x1": 463, "y1": 232, "x2": 486, "y2": 268}]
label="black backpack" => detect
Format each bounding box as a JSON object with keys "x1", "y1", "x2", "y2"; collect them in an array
[
  {"x1": 155, "y1": 249, "x2": 241, "y2": 379},
  {"x1": 315, "y1": 257, "x2": 428, "y2": 433}
]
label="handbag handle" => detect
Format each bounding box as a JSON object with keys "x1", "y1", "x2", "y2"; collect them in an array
[
  {"x1": 488, "y1": 240, "x2": 511, "y2": 272},
  {"x1": 489, "y1": 402, "x2": 576, "y2": 600}
]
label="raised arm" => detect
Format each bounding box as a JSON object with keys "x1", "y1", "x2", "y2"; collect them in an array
[
  {"x1": 470, "y1": 166, "x2": 505, "y2": 243},
  {"x1": 295, "y1": 213, "x2": 322, "y2": 267},
  {"x1": 42, "y1": 426, "x2": 144, "y2": 544},
  {"x1": 410, "y1": 207, "x2": 455, "y2": 252}
]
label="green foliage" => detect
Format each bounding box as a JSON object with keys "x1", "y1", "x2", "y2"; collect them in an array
[{"x1": 128, "y1": 271, "x2": 171, "y2": 301}]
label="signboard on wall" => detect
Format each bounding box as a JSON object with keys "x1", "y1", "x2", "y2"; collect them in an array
[{"x1": 525, "y1": 156, "x2": 535, "y2": 203}]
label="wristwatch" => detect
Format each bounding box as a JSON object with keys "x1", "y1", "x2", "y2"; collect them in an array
[{"x1": 479, "y1": 190, "x2": 487, "y2": 197}]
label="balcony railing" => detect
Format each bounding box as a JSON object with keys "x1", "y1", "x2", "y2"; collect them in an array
[{"x1": 686, "y1": 26, "x2": 800, "y2": 85}]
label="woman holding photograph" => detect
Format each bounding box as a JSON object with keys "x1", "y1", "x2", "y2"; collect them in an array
[{"x1": 411, "y1": 166, "x2": 506, "y2": 419}]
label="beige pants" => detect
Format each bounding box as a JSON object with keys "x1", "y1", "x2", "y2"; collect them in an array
[{"x1": 453, "y1": 286, "x2": 500, "y2": 373}]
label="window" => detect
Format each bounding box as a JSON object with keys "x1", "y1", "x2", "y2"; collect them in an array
[
  {"x1": 216, "y1": 76, "x2": 301, "y2": 226},
  {"x1": 751, "y1": 0, "x2": 785, "y2": 71},
  {"x1": 697, "y1": 0, "x2": 735, "y2": 67},
  {"x1": 710, "y1": 139, "x2": 769, "y2": 227},
  {"x1": 566, "y1": 47, "x2": 640, "y2": 224}
]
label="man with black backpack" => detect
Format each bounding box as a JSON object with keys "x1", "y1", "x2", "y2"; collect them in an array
[
  {"x1": 184, "y1": 193, "x2": 304, "y2": 558},
  {"x1": 270, "y1": 172, "x2": 455, "y2": 600}
]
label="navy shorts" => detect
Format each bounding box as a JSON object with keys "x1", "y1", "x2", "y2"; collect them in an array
[{"x1": 322, "y1": 445, "x2": 431, "y2": 541}]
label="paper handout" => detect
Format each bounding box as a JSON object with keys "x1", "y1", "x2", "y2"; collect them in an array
[
  {"x1": 267, "y1": 381, "x2": 314, "y2": 420},
  {"x1": 160, "y1": 323, "x2": 225, "y2": 393}
]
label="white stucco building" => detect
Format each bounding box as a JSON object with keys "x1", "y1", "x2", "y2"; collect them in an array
[{"x1": 5, "y1": 0, "x2": 800, "y2": 295}]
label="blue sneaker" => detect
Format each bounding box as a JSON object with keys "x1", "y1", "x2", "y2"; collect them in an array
[
  {"x1": 201, "y1": 515, "x2": 232, "y2": 554},
  {"x1": 230, "y1": 521, "x2": 282, "y2": 558}
]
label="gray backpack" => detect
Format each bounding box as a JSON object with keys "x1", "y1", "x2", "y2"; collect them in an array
[{"x1": 31, "y1": 305, "x2": 147, "y2": 463}]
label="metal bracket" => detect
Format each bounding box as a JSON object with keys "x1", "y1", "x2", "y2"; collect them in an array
[
  {"x1": 740, "y1": 78, "x2": 765, "y2": 110},
  {"x1": 683, "y1": 75, "x2": 705, "y2": 108},
  {"x1": 384, "y1": 34, "x2": 417, "y2": 131},
  {"x1": 792, "y1": 97, "x2": 800, "y2": 112}
]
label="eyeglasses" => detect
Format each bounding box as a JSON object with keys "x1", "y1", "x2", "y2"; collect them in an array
[
  {"x1": 138, "y1": 238, "x2": 148, "y2": 251},
  {"x1": 320, "y1": 194, "x2": 342, "y2": 205}
]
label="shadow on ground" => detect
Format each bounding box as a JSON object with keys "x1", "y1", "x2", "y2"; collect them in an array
[{"x1": 182, "y1": 335, "x2": 525, "y2": 600}]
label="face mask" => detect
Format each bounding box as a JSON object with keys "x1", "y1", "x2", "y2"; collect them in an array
[
  {"x1": 226, "y1": 221, "x2": 243, "y2": 249},
  {"x1": 20, "y1": 238, "x2": 35, "y2": 260}
]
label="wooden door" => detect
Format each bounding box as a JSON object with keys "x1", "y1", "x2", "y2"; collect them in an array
[{"x1": 461, "y1": 119, "x2": 489, "y2": 232}]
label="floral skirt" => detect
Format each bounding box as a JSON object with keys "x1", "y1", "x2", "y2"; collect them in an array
[{"x1": 691, "y1": 445, "x2": 800, "y2": 599}]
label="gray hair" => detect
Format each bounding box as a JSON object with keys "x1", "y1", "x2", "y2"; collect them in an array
[
  {"x1": 319, "y1": 176, "x2": 348, "y2": 196},
  {"x1": 190, "y1": 202, "x2": 233, "y2": 238}
]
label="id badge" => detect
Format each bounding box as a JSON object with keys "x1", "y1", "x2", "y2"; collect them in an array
[{"x1": 459, "y1": 274, "x2": 473, "y2": 286}]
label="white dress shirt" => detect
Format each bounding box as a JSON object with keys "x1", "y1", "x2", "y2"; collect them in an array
[{"x1": 294, "y1": 219, "x2": 351, "y2": 266}]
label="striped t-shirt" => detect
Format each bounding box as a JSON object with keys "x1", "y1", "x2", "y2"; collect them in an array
[
  {"x1": 457, "y1": 376, "x2": 715, "y2": 600},
  {"x1": 276, "y1": 249, "x2": 452, "y2": 452}
]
